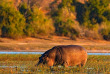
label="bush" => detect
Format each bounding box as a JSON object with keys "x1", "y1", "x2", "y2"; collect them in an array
[
  {"x1": 83, "y1": 0, "x2": 109, "y2": 25},
  {"x1": 103, "y1": 34, "x2": 110, "y2": 40},
  {"x1": 19, "y1": 4, "x2": 55, "y2": 37},
  {"x1": 0, "y1": 1, "x2": 26, "y2": 39},
  {"x1": 59, "y1": 0, "x2": 73, "y2": 8},
  {"x1": 82, "y1": 23, "x2": 102, "y2": 40},
  {"x1": 103, "y1": 9, "x2": 110, "y2": 21},
  {"x1": 19, "y1": 3, "x2": 28, "y2": 15},
  {"x1": 81, "y1": 0, "x2": 110, "y2": 40},
  {"x1": 99, "y1": 22, "x2": 110, "y2": 40},
  {"x1": 53, "y1": 7, "x2": 80, "y2": 37},
  {"x1": 84, "y1": 29, "x2": 101, "y2": 39}
]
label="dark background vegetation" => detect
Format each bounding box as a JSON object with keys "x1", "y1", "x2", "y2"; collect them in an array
[{"x1": 0, "y1": 0, "x2": 110, "y2": 40}]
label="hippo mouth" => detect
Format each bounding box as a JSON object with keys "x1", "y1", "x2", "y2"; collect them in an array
[
  {"x1": 35, "y1": 60, "x2": 44, "y2": 66},
  {"x1": 35, "y1": 61, "x2": 41, "y2": 66}
]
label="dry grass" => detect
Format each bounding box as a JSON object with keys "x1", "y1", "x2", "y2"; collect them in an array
[{"x1": 0, "y1": 36, "x2": 110, "y2": 51}]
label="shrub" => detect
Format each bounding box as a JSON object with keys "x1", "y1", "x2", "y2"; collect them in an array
[
  {"x1": 82, "y1": 24, "x2": 102, "y2": 40},
  {"x1": 53, "y1": 7, "x2": 80, "y2": 37},
  {"x1": 82, "y1": 0, "x2": 110, "y2": 25},
  {"x1": 81, "y1": 0, "x2": 110, "y2": 40},
  {"x1": 19, "y1": 4, "x2": 55, "y2": 37},
  {"x1": 59, "y1": 0, "x2": 73, "y2": 8},
  {"x1": 99, "y1": 22, "x2": 110, "y2": 40},
  {"x1": 84, "y1": 29, "x2": 101, "y2": 40},
  {"x1": 83, "y1": 0, "x2": 109, "y2": 25},
  {"x1": 103, "y1": 34, "x2": 110, "y2": 40},
  {"x1": 103, "y1": 9, "x2": 110, "y2": 21},
  {"x1": 0, "y1": 1, "x2": 26, "y2": 39},
  {"x1": 19, "y1": 3, "x2": 28, "y2": 15}
]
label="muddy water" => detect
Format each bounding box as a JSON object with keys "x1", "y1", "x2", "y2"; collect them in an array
[{"x1": 0, "y1": 52, "x2": 110, "y2": 55}]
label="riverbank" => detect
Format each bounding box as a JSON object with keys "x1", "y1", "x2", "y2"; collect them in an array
[{"x1": 0, "y1": 36, "x2": 110, "y2": 52}]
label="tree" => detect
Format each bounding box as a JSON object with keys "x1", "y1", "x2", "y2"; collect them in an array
[
  {"x1": 82, "y1": 0, "x2": 110, "y2": 40},
  {"x1": 0, "y1": 1, "x2": 26, "y2": 39},
  {"x1": 19, "y1": 4, "x2": 55, "y2": 37},
  {"x1": 83, "y1": 0, "x2": 109, "y2": 25},
  {"x1": 53, "y1": 6, "x2": 79, "y2": 38}
]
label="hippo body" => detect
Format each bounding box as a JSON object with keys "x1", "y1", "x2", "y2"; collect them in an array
[{"x1": 37, "y1": 45, "x2": 87, "y2": 67}]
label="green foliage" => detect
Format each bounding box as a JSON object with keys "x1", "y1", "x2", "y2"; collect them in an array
[
  {"x1": 19, "y1": 3, "x2": 28, "y2": 15},
  {"x1": 52, "y1": 0, "x2": 78, "y2": 38},
  {"x1": 83, "y1": 0, "x2": 109, "y2": 25},
  {"x1": 59, "y1": 0, "x2": 73, "y2": 7},
  {"x1": 75, "y1": 2, "x2": 85, "y2": 24},
  {"x1": 0, "y1": 1, "x2": 25, "y2": 39},
  {"x1": 81, "y1": 0, "x2": 110, "y2": 40},
  {"x1": 59, "y1": 0, "x2": 77, "y2": 8},
  {"x1": 0, "y1": 0, "x2": 110, "y2": 40},
  {"x1": 100, "y1": 22, "x2": 110, "y2": 40},
  {"x1": 53, "y1": 7, "x2": 79, "y2": 38},
  {"x1": 103, "y1": 9, "x2": 110, "y2": 21},
  {"x1": 58, "y1": 0, "x2": 76, "y2": 13},
  {"x1": 19, "y1": 4, "x2": 55, "y2": 37}
]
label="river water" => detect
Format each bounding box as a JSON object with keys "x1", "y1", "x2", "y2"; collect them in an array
[{"x1": 0, "y1": 51, "x2": 110, "y2": 55}]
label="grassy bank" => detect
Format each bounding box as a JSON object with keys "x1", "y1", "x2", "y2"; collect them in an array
[{"x1": 0, "y1": 54, "x2": 110, "y2": 73}]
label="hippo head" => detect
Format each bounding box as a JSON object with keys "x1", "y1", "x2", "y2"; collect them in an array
[
  {"x1": 35, "y1": 49, "x2": 55, "y2": 67},
  {"x1": 36, "y1": 54, "x2": 49, "y2": 66}
]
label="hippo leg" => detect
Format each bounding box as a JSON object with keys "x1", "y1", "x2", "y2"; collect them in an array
[
  {"x1": 77, "y1": 64, "x2": 81, "y2": 67},
  {"x1": 77, "y1": 63, "x2": 86, "y2": 67},
  {"x1": 81, "y1": 59, "x2": 87, "y2": 67},
  {"x1": 63, "y1": 62, "x2": 69, "y2": 67},
  {"x1": 78, "y1": 60, "x2": 87, "y2": 67},
  {"x1": 50, "y1": 66, "x2": 54, "y2": 69}
]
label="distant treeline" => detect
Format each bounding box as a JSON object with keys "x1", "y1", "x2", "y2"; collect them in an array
[{"x1": 0, "y1": 0, "x2": 110, "y2": 40}]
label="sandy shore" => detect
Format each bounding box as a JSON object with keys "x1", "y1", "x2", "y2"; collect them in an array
[{"x1": 0, "y1": 36, "x2": 110, "y2": 53}]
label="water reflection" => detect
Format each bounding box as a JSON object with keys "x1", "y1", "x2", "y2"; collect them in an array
[{"x1": 0, "y1": 52, "x2": 44, "y2": 54}]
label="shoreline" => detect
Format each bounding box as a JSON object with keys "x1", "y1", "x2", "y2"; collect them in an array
[{"x1": 0, "y1": 37, "x2": 110, "y2": 53}]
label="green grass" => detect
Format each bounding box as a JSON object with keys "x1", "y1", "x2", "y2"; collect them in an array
[{"x1": 0, "y1": 54, "x2": 110, "y2": 73}]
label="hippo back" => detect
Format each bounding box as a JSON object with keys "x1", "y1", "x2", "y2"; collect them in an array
[{"x1": 54, "y1": 45, "x2": 87, "y2": 66}]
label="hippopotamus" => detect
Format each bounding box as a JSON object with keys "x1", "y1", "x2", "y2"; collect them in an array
[{"x1": 36, "y1": 45, "x2": 87, "y2": 67}]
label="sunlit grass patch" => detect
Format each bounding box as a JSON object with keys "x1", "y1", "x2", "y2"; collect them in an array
[{"x1": 0, "y1": 54, "x2": 110, "y2": 73}]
